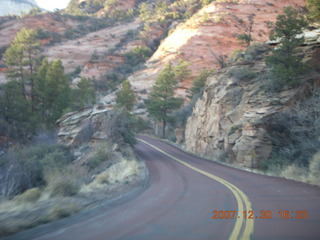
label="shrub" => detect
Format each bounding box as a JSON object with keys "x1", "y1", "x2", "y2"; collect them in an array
[
  {"x1": 45, "y1": 169, "x2": 80, "y2": 197},
  {"x1": 0, "y1": 144, "x2": 73, "y2": 199},
  {"x1": 47, "y1": 202, "x2": 80, "y2": 220},
  {"x1": 307, "y1": 0, "x2": 320, "y2": 21},
  {"x1": 124, "y1": 46, "x2": 152, "y2": 66},
  {"x1": 280, "y1": 164, "x2": 307, "y2": 182},
  {"x1": 228, "y1": 67, "x2": 256, "y2": 80},
  {"x1": 15, "y1": 188, "x2": 41, "y2": 203},
  {"x1": 87, "y1": 143, "x2": 110, "y2": 170},
  {"x1": 309, "y1": 152, "x2": 320, "y2": 178}
]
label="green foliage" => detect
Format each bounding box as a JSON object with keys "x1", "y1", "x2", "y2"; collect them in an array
[
  {"x1": 116, "y1": 80, "x2": 136, "y2": 111},
  {"x1": 307, "y1": 0, "x2": 320, "y2": 21},
  {"x1": 0, "y1": 80, "x2": 37, "y2": 140},
  {"x1": 25, "y1": 7, "x2": 43, "y2": 16},
  {"x1": 107, "y1": 109, "x2": 137, "y2": 146},
  {"x1": 65, "y1": 0, "x2": 84, "y2": 16},
  {"x1": 187, "y1": 69, "x2": 213, "y2": 99},
  {"x1": 72, "y1": 77, "x2": 96, "y2": 109},
  {"x1": 46, "y1": 169, "x2": 80, "y2": 197},
  {"x1": 0, "y1": 143, "x2": 73, "y2": 198},
  {"x1": 124, "y1": 46, "x2": 152, "y2": 66},
  {"x1": 5, "y1": 28, "x2": 41, "y2": 110},
  {"x1": 35, "y1": 59, "x2": 71, "y2": 125},
  {"x1": 87, "y1": 143, "x2": 110, "y2": 170},
  {"x1": 265, "y1": 7, "x2": 308, "y2": 87},
  {"x1": 147, "y1": 63, "x2": 183, "y2": 138},
  {"x1": 234, "y1": 14, "x2": 255, "y2": 46},
  {"x1": 173, "y1": 60, "x2": 191, "y2": 82}
]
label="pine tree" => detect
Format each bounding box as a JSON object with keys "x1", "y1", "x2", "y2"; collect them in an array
[
  {"x1": 73, "y1": 77, "x2": 96, "y2": 109},
  {"x1": 0, "y1": 81, "x2": 37, "y2": 140},
  {"x1": 5, "y1": 28, "x2": 41, "y2": 111},
  {"x1": 265, "y1": 7, "x2": 308, "y2": 86},
  {"x1": 44, "y1": 59, "x2": 71, "y2": 124},
  {"x1": 147, "y1": 63, "x2": 183, "y2": 138},
  {"x1": 116, "y1": 80, "x2": 135, "y2": 111},
  {"x1": 173, "y1": 60, "x2": 191, "y2": 83}
]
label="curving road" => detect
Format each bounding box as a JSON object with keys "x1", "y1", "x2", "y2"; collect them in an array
[{"x1": 3, "y1": 136, "x2": 320, "y2": 240}]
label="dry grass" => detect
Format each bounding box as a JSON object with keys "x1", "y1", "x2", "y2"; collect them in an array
[
  {"x1": 308, "y1": 152, "x2": 320, "y2": 186},
  {"x1": 280, "y1": 164, "x2": 308, "y2": 182},
  {"x1": 46, "y1": 202, "x2": 81, "y2": 221},
  {"x1": 45, "y1": 168, "x2": 81, "y2": 197},
  {"x1": 15, "y1": 188, "x2": 41, "y2": 203},
  {"x1": 83, "y1": 158, "x2": 139, "y2": 191}
]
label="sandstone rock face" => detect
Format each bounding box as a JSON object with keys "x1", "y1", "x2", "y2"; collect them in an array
[
  {"x1": 185, "y1": 30, "x2": 320, "y2": 168},
  {"x1": 0, "y1": 0, "x2": 38, "y2": 16},
  {"x1": 185, "y1": 65, "x2": 293, "y2": 167},
  {"x1": 56, "y1": 105, "x2": 117, "y2": 147},
  {"x1": 129, "y1": 0, "x2": 306, "y2": 97}
]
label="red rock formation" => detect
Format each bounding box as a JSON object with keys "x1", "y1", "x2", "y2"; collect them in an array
[{"x1": 130, "y1": 0, "x2": 306, "y2": 96}]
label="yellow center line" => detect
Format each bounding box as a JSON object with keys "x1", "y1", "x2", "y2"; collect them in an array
[{"x1": 138, "y1": 138, "x2": 254, "y2": 240}]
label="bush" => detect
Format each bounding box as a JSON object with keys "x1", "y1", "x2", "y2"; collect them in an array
[
  {"x1": 309, "y1": 152, "x2": 320, "y2": 178},
  {"x1": 15, "y1": 188, "x2": 41, "y2": 203},
  {"x1": 87, "y1": 143, "x2": 110, "y2": 170},
  {"x1": 124, "y1": 46, "x2": 152, "y2": 66},
  {"x1": 0, "y1": 144, "x2": 73, "y2": 199},
  {"x1": 280, "y1": 164, "x2": 307, "y2": 182},
  {"x1": 228, "y1": 67, "x2": 256, "y2": 80},
  {"x1": 47, "y1": 202, "x2": 80, "y2": 220},
  {"x1": 46, "y1": 169, "x2": 81, "y2": 197},
  {"x1": 262, "y1": 91, "x2": 320, "y2": 171}
]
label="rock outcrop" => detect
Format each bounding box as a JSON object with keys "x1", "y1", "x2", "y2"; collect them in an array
[
  {"x1": 56, "y1": 105, "x2": 115, "y2": 148},
  {"x1": 185, "y1": 30, "x2": 320, "y2": 168},
  {"x1": 0, "y1": 0, "x2": 38, "y2": 16}
]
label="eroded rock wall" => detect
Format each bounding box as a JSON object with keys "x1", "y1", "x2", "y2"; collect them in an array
[{"x1": 185, "y1": 30, "x2": 320, "y2": 168}]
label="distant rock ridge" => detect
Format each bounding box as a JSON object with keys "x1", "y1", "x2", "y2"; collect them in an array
[{"x1": 0, "y1": 0, "x2": 38, "y2": 16}]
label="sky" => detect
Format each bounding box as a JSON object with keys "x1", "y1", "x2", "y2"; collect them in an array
[{"x1": 35, "y1": 0, "x2": 71, "y2": 11}]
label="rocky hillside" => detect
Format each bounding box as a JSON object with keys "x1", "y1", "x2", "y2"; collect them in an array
[
  {"x1": 129, "y1": 0, "x2": 306, "y2": 97},
  {"x1": 0, "y1": 0, "x2": 38, "y2": 16},
  {"x1": 185, "y1": 30, "x2": 320, "y2": 168}
]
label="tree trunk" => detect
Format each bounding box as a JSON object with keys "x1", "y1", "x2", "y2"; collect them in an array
[
  {"x1": 29, "y1": 52, "x2": 35, "y2": 112},
  {"x1": 162, "y1": 118, "x2": 166, "y2": 138}
]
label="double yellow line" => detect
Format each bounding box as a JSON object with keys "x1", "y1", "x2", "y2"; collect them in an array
[{"x1": 138, "y1": 138, "x2": 254, "y2": 240}]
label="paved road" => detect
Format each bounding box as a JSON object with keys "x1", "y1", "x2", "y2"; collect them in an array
[{"x1": 4, "y1": 136, "x2": 320, "y2": 239}]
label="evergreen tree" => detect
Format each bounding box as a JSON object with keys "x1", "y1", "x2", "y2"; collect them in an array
[
  {"x1": 5, "y1": 28, "x2": 41, "y2": 111},
  {"x1": 44, "y1": 59, "x2": 71, "y2": 124},
  {"x1": 173, "y1": 60, "x2": 191, "y2": 83},
  {"x1": 0, "y1": 81, "x2": 37, "y2": 140},
  {"x1": 187, "y1": 69, "x2": 212, "y2": 99},
  {"x1": 65, "y1": 0, "x2": 83, "y2": 15},
  {"x1": 73, "y1": 77, "x2": 96, "y2": 109},
  {"x1": 116, "y1": 80, "x2": 136, "y2": 111},
  {"x1": 265, "y1": 7, "x2": 308, "y2": 86},
  {"x1": 35, "y1": 58, "x2": 49, "y2": 120},
  {"x1": 147, "y1": 63, "x2": 183, "y2": 138}
]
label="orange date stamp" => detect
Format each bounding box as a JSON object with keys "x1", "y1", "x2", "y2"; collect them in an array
[{"x1": 211, "y1": 210, "x2": 308, "y2": 220}]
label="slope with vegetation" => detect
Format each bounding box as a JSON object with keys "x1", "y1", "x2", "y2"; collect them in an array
[{"x1": 184, "y1": 5, "x2": 320, "y2": 185}]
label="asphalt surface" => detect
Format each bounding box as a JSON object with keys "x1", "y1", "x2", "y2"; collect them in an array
[{"x1": 3, "y1": 136, "x2": 320, "y2": 240}]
